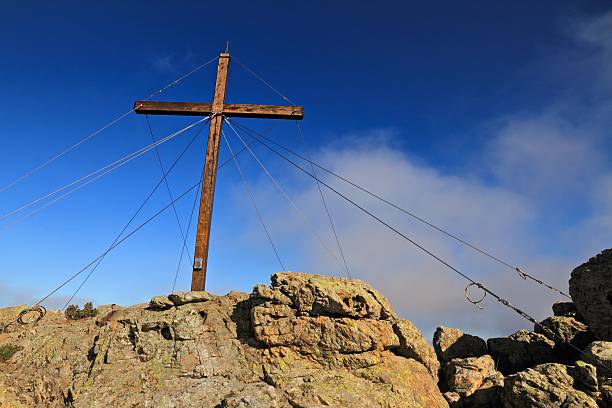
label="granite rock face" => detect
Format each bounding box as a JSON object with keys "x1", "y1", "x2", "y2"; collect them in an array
[
  {"x1": 0, "y1": 273, "x2": 447, "y2": 408},
  {"x1": 433, "y1": 326, "x2": 488, "y2": 364},
  {"x1": 2, "y1": 247, "x2": 612, "y2": 407},
  {"x1": 551, "y1": 302, "x2": 584, "y2": 322},
  {"x1": 582, "y1": 341, "x2": 612, "y2": 371},
  {"x1": 534, "y1": 316, "x2": 593, "y2": 362},
  {"x1": 392, "y1": 319, "x2": 440, "y2": 378},
  {"x1": 488, "y1": 330, "x2": 556, "y2": 375},
  {"x1": 503, "y1": 363, "x2": 599, "y2": 408},
  {"x1": 252, "y1": 272, "x2": 440, "y2": 379},
  {"x1": 444, "y1": 355, "x2": 503, "y2": 402},
  {"x1": 569, "y1": 248, "x2": 612, "y2": 341},
  {"x1": 266, "y1": 272, "x2": 396, "y2": 320}
]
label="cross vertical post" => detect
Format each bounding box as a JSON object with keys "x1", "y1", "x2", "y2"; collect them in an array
[
  {"x1": 133, "y1": 50, "x2": 303, "y2": 292},
  {"x1": 191, "y1": 52, "x2": 229, "y2": 291}
]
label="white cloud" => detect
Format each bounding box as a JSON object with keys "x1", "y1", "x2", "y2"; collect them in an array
[
  {"x1": 4, "y1": 10, "x2": 611, "y2": 344},
  {"x1": 236, "y1": 138, "x2": 576, "y2": 339},
  {"x1": 227, "y1": 11, "x2": 612, "y2": 340},
  {"x1": 487, "y1": 113, "x2": 604, "y2": 199},
  {"x1": 574, "y1": 10, "x2": 612, "y2": 88}
]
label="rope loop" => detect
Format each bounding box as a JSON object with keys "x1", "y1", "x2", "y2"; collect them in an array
[
  {"x1": 16, "y1": 305, "x2": 47, "y2": 325},
  {"x1": 0, "y1": 321, "x2": 14, "y2": 334},
  {"x1": 465, "y1": 282, "x2": 487, "y2": 309}
]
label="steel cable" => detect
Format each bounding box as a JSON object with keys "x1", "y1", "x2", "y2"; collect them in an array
[
  {"x1": 228, "y1": 119, "x2": 570, "y2": 299},
  {"x1": 222, "y1": 130, "x2": 285, "y2": 271},
  {"x1": 61, "y1": 119, "x2": 209, "y2": 309},
  {"x1": 224, "y1": 118, "x2": 349, "y2": 277},
  {"x1": 0, "y1": 55, "x2": 218, "y2": 194},
  {"x1": 232, "y1": 123, "x2": 612, "y2": 376},
  {"x1": 0, "y1": 117, "x2": 208, "y2": 225}
]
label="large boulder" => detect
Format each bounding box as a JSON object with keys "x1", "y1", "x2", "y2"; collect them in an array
[
  {"x1": 503, "y1": 363, "x2": 599, "y2": 408},
  {"x1": 569, "y1": 248, "x2": 612, "y2": 341},
  {"x1": 267, "y1": 272, "x2": 396, "y2": 319},
  {"x1": 444, "y1": 355, "x2": 503, "y2": 406},
  {"x1": 582, "y1": 341, "x2": 612, "y2": 368},
  {"x1": 582, "y1": 341, "x2": 612, "y2": 378},
  {"x1": 534, "y1": 316, "x2": 593, "y2": 362},
  {"x1": 252, "y1": 272, "x2": 440, "y2": 380},
  {"x1": 578, "y1": 340, "x2": 612, "y2": 406},
  {"x1": 552, "y1": 302, "x2": 584, "y2": 322},
  {"x1": 0, "y1": 273, "x2": 448, "y2": 408},
  {"x1": 433, "y1": 326, "x2": 487, "y2": 363},
  {"x1": 488, "y1": 330, "x2": 556, "y2": 375},
  {"x1": 600, "y1": 376, "x2": 612, "y2": 407},
  {"x1": 392, "y1": 319, "x2": 440, "y2": 378}
]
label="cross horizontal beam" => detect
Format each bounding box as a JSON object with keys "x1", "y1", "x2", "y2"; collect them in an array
[{"x1": 134, "y1": 101, "x2": 303, "y2": 120}]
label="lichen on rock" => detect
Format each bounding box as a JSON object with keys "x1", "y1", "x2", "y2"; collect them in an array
[
  {"x1": 503, "y1": 363, "x2": 599, "y2": 408},
  {"x1": 569, "y1": 248, "x2": 612, "y2": 341},
  {"x1": 0, "y1": 273, "x2": 447, "y2": 408},
  {"x1": 487, "y1": 330, "x2": 556, "y2": 375}
]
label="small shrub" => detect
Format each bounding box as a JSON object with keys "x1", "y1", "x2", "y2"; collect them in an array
[
  {"x1": 65, "y1": 302, "x2": 99, "y2": 320},
  {"x1": 0, "y1": 344, "x2": 20, "y2": 362},
  {"x1": 65, "y1": 304, "x2": 80, "y2": 320},
  {"x1": 301, "y1": 382, "x2": 315, "y2": 392},
  {"x1": 80, "y1": 302, "x2": 98, "y2": 318}
]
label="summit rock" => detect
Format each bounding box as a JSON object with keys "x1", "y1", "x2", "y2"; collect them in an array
[{"x1": 0, "y1": 273, "x2": 446, "y2": 408}]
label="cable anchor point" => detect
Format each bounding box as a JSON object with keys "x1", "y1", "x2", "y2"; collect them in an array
[{"x1": 465, "y1": 282, "x2": 487, "y2": 310}]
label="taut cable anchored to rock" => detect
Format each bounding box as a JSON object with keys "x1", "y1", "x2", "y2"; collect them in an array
[
  {"x1": 224, "y1": 118, "x2": 349, "y2": 278},
  {"x1": 232, "y1": 55, "x2": 351, "y2": 279},
  {"x1": 62, "y1": 119, "x2": 210, "y2": 309},
  {"x1": 221, "y1": 130, "x2": 286, "y2": 271},
  {"x1": 227, "y1": 118, "x2": 570, "y2": 300},
  {"x1": 225, "y1": 120, "x2": 612, "y2": 377},
  {"x1": 0, "y1": 305, "x2": 46, "y2": 335}
]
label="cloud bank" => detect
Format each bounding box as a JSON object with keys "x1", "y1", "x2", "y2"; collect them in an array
[{"x1": 229, "y1": 12, "x2": 612, "y2": 339}]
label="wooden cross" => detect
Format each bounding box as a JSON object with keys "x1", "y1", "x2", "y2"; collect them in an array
[{"x1": 134, "y1": 52, "x2": 303, "y2": 291}]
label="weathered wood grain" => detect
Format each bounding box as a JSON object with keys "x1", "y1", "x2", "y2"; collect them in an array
[{"x1": 134, "y1": 101, "x2": 303, "y2": 120}]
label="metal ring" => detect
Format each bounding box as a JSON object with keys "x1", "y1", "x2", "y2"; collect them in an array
[
  {"x1": 0, "y1": 321, "x2": 15, "y2": 334},
  {"x1": 515, "y1": 267, "x2": 527, "y2": 280},
  {"x1": 465, "y1": 283, "x2": 487, "y2": 309},
  {"x1": 16, "y1": 305, "x2": 47, "y2": 325}
]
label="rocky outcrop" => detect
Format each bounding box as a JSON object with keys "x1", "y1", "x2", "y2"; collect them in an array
[
  {"x1": 434, "y1": 326, "x2": 499, "y2": 407},
  {"x1": 0, "y1": 273, "x2": 447, "y2": 408},
  {"x1": 266, "y1": 272, "x2": 396, "y2": 320},
  {"x1": 582, "y1": 341, "x2": 612, "y2": 371},
  {"x1": 582, "y1": 340, "x2": 612, "y2": 406},
  {"x1": 150, "y1": 291, "x2": 215, "y2": 310},
  {"x1": 600, "y1": 376, "x2": 612, "y2": 408},
  {"x1": 503, "y1": 363, "x2": 599, "y2": 408},
  {"x1": 433, "y1": 326, "x2": 488, "y2": 363},
  {"x1": 488, "y1": 330, "x2": 556, "y2": 375},
  {"x1": 2, "y1": 248, "x2": 612, "y2": 407},
  {"x1": 552, "y1": 302, "x2": 584, "y2": 322},
  {"x1": 392, "y1": 319, "x2": 440, "y2": 377},
  {"x1": 534, "y1": 316, "x2": 593, "y2": 362},
  {"x1": 444, "y1": 355, "x2": 504, "y2": 407},
  {"x1": 251, "y1": 273, "x2": 440, "y2": 379},
  {"x1": 569, "y1": 249, "x2": 612, "y2": 341}
]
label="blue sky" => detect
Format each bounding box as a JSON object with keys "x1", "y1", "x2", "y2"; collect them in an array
[{"x1": 1, "y1": 2, "x2": 611, "y2": 338}]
